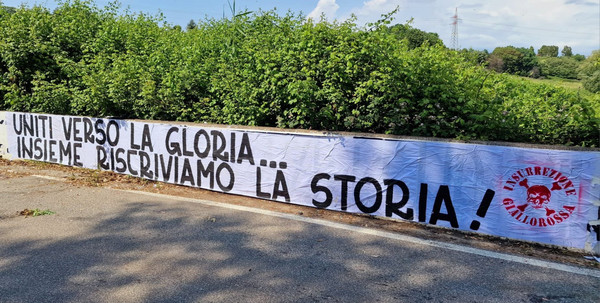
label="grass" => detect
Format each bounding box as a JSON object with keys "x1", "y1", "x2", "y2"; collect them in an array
[
  {"x1": 527, "y1": 76, "x2": 583, "y2": 90},
  {"x1": 19, "y1": 208, "x2": 55, "y2": 217},
  {"x1": 510, "y1": 75, "x2": 595, "y2": 97}
]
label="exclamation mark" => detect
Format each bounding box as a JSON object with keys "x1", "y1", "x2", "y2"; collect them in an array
[
  {"x1": 597, "y1": 207, "x2": 600, "y2": 241},
  {"x1": 470, "y1": 189, "x2": 495, "y2": 230}
]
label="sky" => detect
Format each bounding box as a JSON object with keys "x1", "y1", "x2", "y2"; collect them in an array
[{"x1": 2, "y1": 0, "x2": 599, "y2": 56}]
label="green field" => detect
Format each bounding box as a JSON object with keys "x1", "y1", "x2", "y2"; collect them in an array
[
  {"x1": 528, "y1": 77, "x2": 582, "y2": 90},
  {"x1": 511, "y1": 75, "x2": 595, "y2": 96}
]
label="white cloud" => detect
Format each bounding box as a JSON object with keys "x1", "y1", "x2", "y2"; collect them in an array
[
  {"x1": 335, "y1": 0, "x2": 598, "y2": 55},
  {"x1": 453, "y1": 0, "x2": 599, "y2": 54},
  {"x1": 307, "y1": 0, "x2": 340, "y2": 20}
]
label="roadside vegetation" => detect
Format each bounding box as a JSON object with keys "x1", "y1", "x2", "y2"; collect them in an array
[
  {"x1": 0, "y1": 1, "x2": 598, "y2": 146},
  {"x1": 18, "y1": 208, "x2": 55, "y2": 217}
]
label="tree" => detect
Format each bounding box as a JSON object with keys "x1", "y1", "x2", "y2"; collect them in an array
[
  {"x1": 487, "y1": 54, "x2": 504, "y2": 72},
  {"x1": 538, "y1": 45, "x2": 559, "y2": 57},
  {"x1": 517, "y1": 46, "x2": 539, "y2": 77},
  {"x1": 561, "y1": 46, "x2": 572, "y2": 57},
  {"x1": 459, "y1": 48, "x2": 489, "y2": 65},
  {"x1": 490, "y1": 47, "x2": 522, "y2": 74},
  {"x1": 186, "y1": 19, "x2": 197, "y2": 31},
  {"x1": 488, "y1": 46, "x2": 538, "y2": 76},
  {"x1": 572, "y1": 54, "x2": 586, "y2": 61},
  {"x1": 387, "y1": 23, "x2": 443, "y2": 49}
]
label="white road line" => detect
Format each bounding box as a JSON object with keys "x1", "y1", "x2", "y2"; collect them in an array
[{"x1": 121, "y1": 189, "x2": 600, "y2": 279}]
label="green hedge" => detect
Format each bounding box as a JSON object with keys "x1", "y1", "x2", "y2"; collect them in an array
[{"x1": 0, "y1": 1, "x2": 598, "y2": 146}]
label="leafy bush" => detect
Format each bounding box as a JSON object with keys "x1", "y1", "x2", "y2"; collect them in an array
[
  {"x1": 538, "y1": 57, "x2": 580, "y2": 79},
  {"x1": 475, "y1": 75, "x2": 597, "y2": 145},
  {"x1": 0, "y1": 1, "x2": 598, "y2": 146},
  {"x1": 578, "y1": 51, "x2": 600, "y2": 93}
]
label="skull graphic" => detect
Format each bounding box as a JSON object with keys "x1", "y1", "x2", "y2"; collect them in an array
[{"x1": 526, "y1": 185, "x2": 551, "y2": 209}]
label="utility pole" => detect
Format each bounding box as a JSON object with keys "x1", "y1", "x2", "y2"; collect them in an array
[{"x1": 451, "y1": 8, "x2": 460, "y2": 50}]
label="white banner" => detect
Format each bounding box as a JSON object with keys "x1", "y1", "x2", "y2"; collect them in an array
[{"x1": 4, "y1": 112, "x2": 600, "y2": 250}]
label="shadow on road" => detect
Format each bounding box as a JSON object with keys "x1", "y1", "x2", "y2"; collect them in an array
[{"x1": 0, "y1": 192, "x2": 598, "y2": 302}]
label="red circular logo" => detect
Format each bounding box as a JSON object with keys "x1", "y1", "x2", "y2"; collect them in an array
[{"x1": 501, "y1": 166, "x2": 577, "y2": 227}]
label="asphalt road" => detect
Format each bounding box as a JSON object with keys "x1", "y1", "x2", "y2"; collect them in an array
[{"x1": 0, "y1": 175, "x2": 599, "y2": 303}]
